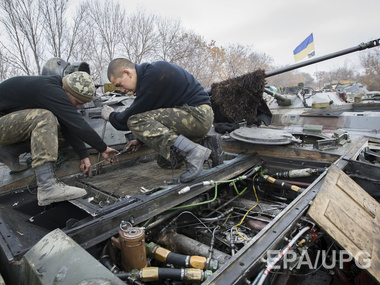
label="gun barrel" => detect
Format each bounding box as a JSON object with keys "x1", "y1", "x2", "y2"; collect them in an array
[
  {"x1": 265, "y1": 38, "x2": 380, "y2": 78},
  {"x1": 264, "y1": 88, "x2": 292, "y2": 106}
]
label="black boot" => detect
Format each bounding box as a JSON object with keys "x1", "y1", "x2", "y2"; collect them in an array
[
  {"x1": 201, "y1": 134, "x2": 225, "y2": 167},
  {"x1": 172, "y1": 135, "x2": 212, "y2": 183},
  {"x1": 156, "y1": 154, "x2": 184, "y2": 169},
  {"x1": 0, "y1": 142, "x2": 30, "y2": 173},
  {"x1": 35, "y1": 162, "x2": 87, "y2": 206}
]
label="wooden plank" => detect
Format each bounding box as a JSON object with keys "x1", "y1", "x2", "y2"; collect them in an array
[
  {"x1": 308, "y1": 164, "x2": 380, "y2": 281},
  {"x1": 324, "y1": 200, "x2": 373, "y2": 254}
]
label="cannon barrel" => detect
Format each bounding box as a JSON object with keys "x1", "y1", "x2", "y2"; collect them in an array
[
  {"x1": 206, "y1": 38, "x2": 379, "y2": 125},
  {"x1": 264, "y1": 88, "x2": 292, "y2": 106},
  {"x1": 265, "y1": 38, "x2": 380, "y2": 78}
]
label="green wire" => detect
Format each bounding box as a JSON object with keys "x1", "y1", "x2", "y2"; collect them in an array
[
  {"x1": 171, "y1": 177, "x2": 248, "y2": 210},
  {"x1": 171, "y1": 182, "x2": 220, "y2": 210}
]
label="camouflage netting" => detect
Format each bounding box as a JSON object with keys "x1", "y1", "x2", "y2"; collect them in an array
[{"x1": 210, "y1": 69, "x2": 266, "y2": 126}]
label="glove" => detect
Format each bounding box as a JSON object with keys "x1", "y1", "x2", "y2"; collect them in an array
[{"x1": 101, "y1": 105, "x2": 114, "y2": 121}]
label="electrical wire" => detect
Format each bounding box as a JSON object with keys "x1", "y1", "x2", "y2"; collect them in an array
[
  {"x1": 221, "y1": 213, "x2": 232, "y2": 227},
  {"x1": 234, "y1": 173, "x2": 260, "y2": 241},
  {"x1": 172, "y1": 178, "x2": 249, "y2": 210},
  {"x1": 289, "y1": 242, "x2": 335, "y2": 277},
  {"x1": 161, "y1": 211, "x2": 214, "y2": 234},
  {"x1": 171, "y1": 165, "x2": 263, "y2": 242},
  {"x1": 171, "y1": 181, "x2": 220, "y2": 210},
  {"x1": 255, "y1": 226, "x2": 311, "y2": 285}
]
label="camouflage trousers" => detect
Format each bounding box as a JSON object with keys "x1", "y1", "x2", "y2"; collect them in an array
[
  {"x1": 0, "y1": 109, "x2": 58, "y2": 168},
  {"x1": 128, "y1": 104, "x2": 214, "y2": 161}
]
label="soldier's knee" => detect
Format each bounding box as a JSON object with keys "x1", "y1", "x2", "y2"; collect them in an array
[
  {"x1": 37, "y1": 110, "x2": 56, "y2": 123},
  {"x1": 127, "y1": 114, "x2": 142, "y2": 129},
  {"x1": 34, "y1": 110, "x2": 58, "y2": 133}
]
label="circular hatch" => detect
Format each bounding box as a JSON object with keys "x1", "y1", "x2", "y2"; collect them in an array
[{"x1": 230, "y1": 127, "x2": 302, "y2": 145}]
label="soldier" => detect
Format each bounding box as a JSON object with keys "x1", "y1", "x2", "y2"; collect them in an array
[
  {"x1": 0, "y1": 71, "x2": 119, "y2": 206},
  {"x1": 102, "y1": 58, "x2": 223, "y2": 183}
]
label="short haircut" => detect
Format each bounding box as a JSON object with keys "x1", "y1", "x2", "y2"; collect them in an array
[{"x1": 107, "y1": 58, "x2": 135, "y2": 80}]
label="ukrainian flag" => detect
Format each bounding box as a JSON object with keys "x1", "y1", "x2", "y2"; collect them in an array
[{"x1": 293, "y1": 33, "x2": 315, "y2": 62}]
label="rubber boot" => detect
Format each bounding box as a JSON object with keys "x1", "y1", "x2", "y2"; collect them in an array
[
  {"x1": 0, "y1": 142, "x2": 30, "y2": 173},
  {"x1": 172, "y1": 135, "x2": 212, "y2": 183},
  {"x1": 35, "y1": 162, "x2": 87, "y2": 206},
  {"x1": 156, "y1": 153, "x2": 184, "y2": 169},
  {"x1": 201, "y1": 134, "x2": 225, "y2": 167}
]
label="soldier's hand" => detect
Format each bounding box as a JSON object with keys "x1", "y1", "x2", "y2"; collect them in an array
[
  {"x1": 102, "y1": 146, "x2": 119, "y2": 164},
  {"x1": 125, "y1": 140, "x2": 142, "y2": 152},
  {"x1": 101, "y1": 105, "x2": 114, "y2": 121},
  {"x1": 80, "y1": 157, "x2": 92, "y2": 176}
]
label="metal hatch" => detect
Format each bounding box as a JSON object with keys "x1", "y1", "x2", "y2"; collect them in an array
[
  {"x1": 230, "y1": 127, "x2": 302, "y2": 145},
  {"x1": 308, "y1": 164, "x2": 380, "y2": 281}
]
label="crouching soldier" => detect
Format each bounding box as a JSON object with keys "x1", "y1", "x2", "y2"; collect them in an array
[
  {"x1": 102, "y1": 58, "x2": 224, "y2": 183},
  {"x1": 0, "y1": 71, "x2": 118, "y2": 206}
]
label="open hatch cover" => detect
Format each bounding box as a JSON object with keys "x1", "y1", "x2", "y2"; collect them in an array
[
  {"x1": 308, "y1": 164, "x2": 380, "y2": 282},
  {"x1": 230, "y1": 127, "x2": 302, "y2": 145}
]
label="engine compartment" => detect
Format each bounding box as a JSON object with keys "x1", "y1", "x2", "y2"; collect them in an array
[{"x1": 0, "y1": 136, "x2": 379, "y2": 285}]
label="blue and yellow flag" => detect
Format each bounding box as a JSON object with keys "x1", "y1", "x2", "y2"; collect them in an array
[{"x1": 293, "y1": 33, "x2": 315, "y2": 62}]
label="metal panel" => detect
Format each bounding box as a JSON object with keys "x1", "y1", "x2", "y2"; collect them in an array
[{"x1": 23, "y1": 229, "x2": 125, "y2": 284}]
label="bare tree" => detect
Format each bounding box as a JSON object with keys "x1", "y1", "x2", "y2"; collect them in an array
[
  {"x1": 85, "y1": 0, "x2": 124, "y2": 62},
  {"x1": 0, "y1": 50, "x2": 14, "y2": 80},
  {"x1": 200, "y1": 41, "x2": 226, "y2": 87},
  {"x1": 223, "y1": 44, "x2": 251, "y2": 78},
  {"x1": 173, "y1": 35, "x2": 210, "y2": 85},
  {"x1": 155, "y1": 17, "x2": 204, "y2": 64},
  {"x1": 66, "y1": 3, "x2": 92, "y2": 62},
  {"x1": 222, "y1": 44, "x2": 274, "y2": 80},
  {"x1": 329, "y1": 64, "x2": 357, "y2": 82},
  {"x1": 155, "y1": 17, "x2": 182, "y2": 62},
  {"x1": 314, "y1": 71, "x2": 331, "y2": 89},
  {"x1": 40, "y1": 0, "x2": 85, "y2": 63},
  {"x1": 0, "y1": 0, "x2": 44, "y2": 75},
  {"x1": 247, "y1": 51, "x2": 273, "y2": 72},
  {"x1": 40, "y1": 0, "x2": 68, "y2": 59},
  {"x1": 153, "y1": 15, "x2": 224, "y2": 87},
  {"x1": 121, "y1": 8, "x2": 157, "y2": 63},
  {"x1": 79, "y1": 24, "x2": 108, "y2": 82},
  {"x1": 0, "y1": 0, "x2": 368, "y2": 90},
  {"x1": 267, "y1": 68, "x2": 315, "y2": 90},
  {"x1": 167, "y1": 32, "x2": 205, "y2": 64},
  {"x1": 359, "y1": 49, "x2": 380, "y2": 91},
  {"x1": 266, "y1": 69, "x2": 298, "y2": 89},
  {"x1": 75, "y1": 0, "x2": 125, "y2": 80},
  {"x1": 183, "y1": 40, "x2": 227, "y2": 88}
]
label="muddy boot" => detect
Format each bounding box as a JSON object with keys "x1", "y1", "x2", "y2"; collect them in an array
[
  {"x1": 0, "y1": 142, "x2": 30, "y2": 173},
  {"x1": 172, "y1": 135, "x2": 212, "y2": 183},
  {"x1": 202, "y1": 134, "x2": 225, "y2": 167},
  {"x1": 35, "y1": 162, "x2": 87, "y2": 206}
]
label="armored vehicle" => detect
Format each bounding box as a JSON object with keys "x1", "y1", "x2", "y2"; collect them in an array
[{"x1": 0, "y1": 39, "x2": 379, "y2": 285}]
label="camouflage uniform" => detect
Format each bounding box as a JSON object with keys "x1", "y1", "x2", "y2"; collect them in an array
[
  {"x1": 128, "y1": 104, "x2": 214, "y2": 161},
  {"x1": 0, "y1": 109, "x2": 58, "y2": 168},
  {"x1": 0, "y1": 72, "x2": 107, "y2": 166}
]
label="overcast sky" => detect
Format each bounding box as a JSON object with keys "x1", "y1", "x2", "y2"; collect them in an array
[{"x1": 124, "y1": 0, "x2": 379, "y2": 75}]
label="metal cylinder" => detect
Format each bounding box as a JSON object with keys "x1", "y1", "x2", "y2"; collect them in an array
[
  {"x1": 159, "y1": 232, "x2": 230, "y2": 265},
  {"x1": 119, "y1": 227, "x2": 147, "y2": 271},
  {"x1": 246, "y1": 216, "x2": 272, "y2": 231}
]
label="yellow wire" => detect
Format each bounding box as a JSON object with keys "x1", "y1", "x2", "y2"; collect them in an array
[
  {"x1": 221, "y1": 213, "x2": 232, "y2": 227},
  {"x1": 234, "y1": 174, "x2": 259, "y2": 241}
]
